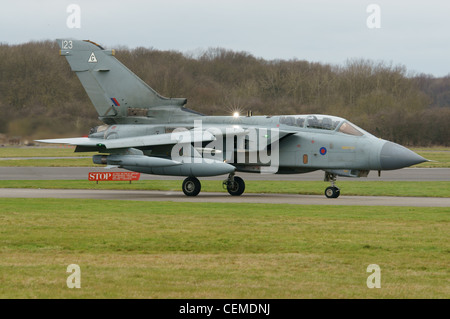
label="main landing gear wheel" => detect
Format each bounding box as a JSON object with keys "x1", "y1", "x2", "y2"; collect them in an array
[
  {"x1": 325, "y1": 186, "x2": 340, "y2": 199},
  {"x1": 182, "y1": 177, "x2": 201, "y2": 196},
  {"x1": 224, "y1": 175, "x2": 245, "y2": 196}
]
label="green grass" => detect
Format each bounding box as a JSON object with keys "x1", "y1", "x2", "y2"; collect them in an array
[
  {"x1": 0, "y1": 159, "x2": 101, "y2": 167},
  {"x1": 0, "y1": 146, "x2": 100, "y2": 167},
  {"x1": 1, "y1": 180, "x2": 449, "y2": 197},
  {"x1": 0, "y1": 198, "x2": 448, "y2": 298},
  {"x1": 0, "y1": 146, "x2": 91, "y2": 158},
  {"x1": 412, "y1": 148, "x2": 450, "y2": 168}
]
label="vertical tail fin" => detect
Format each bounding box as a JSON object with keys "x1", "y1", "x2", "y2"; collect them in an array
[{"x1": 57, "y1": 39, "x2": 186, "y2": 122}]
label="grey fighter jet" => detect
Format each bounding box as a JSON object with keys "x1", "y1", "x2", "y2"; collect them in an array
[{"x1": 37, "y1": 39, "x2": 427, "y2": 198}]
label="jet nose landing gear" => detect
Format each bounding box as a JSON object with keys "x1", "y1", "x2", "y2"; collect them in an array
[
  {"x1": 223, "y1": 173, "x2": 246, "y2": 196},
  {"x1": 325, "y1": 186, "x2": 340, "y2": 198},
  {"x1": 324, "y1": 172, "x2": 340, "y2": 198}
]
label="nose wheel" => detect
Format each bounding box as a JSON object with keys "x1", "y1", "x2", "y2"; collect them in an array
[
  {"x1": 325, "y1": 186, "x2": 340, "y2": 198},
  {"x1": 223, "y1": 174, "x2": 245, "y2": 196},
  {"x1": 324, "y1": 172, "x2": 340, "y2": 198}
]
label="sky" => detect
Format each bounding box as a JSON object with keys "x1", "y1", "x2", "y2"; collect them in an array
[{"x1": 1, "y1": 0, "x2": 449, "y2": 77}]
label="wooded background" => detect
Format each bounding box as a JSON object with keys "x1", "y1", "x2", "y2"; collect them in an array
[{"x1": 0, "y1": 40, "x2": 448, "y2": 146}]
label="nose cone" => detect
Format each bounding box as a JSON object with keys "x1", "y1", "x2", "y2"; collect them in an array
[{"x1": 380, "y1": 142, "x2": 427, "y2": 170}]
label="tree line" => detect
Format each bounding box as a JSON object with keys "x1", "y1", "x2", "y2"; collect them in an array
[{"x1": 0, "y1": 40, "x2": 449, "y2": 146}]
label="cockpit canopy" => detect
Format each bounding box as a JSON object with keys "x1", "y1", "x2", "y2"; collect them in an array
[{"x1": 278, "y1": 115, "x2": 366, "y2": 136}]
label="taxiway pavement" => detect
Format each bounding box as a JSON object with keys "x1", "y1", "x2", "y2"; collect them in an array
[{"x1": 0, "y1": 188, "x2": 448, "y2": 207}]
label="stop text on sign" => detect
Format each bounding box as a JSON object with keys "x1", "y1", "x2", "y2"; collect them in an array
[{"x1": 88, "y1": 172, "x2": 141, "y2": 181}]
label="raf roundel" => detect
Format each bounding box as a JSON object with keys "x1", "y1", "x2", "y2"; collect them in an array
[{"x1": 320, "y1": 147, "x2": 327, "y2": 155}]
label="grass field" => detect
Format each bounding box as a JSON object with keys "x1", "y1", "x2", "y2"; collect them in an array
[
  {"x1": 0, "y1": 146, "x2": 448, "y2": 299},
  {"x1": 0, "y1": 147, "x2": 92, "y2": 158},
  {"x1": 411, "y1": 148, "x2": 450, "y2": 168},
  {"x1": 0, "y1": 198, "x2": 448, "y2": 298},
  {"x1": 1, "y1": 180, "x2": 449, "y2": 197}
]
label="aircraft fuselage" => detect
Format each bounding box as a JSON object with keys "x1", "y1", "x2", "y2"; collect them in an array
[{"x1": 88, "y1": 113, "x2": 425, "y2": 176}]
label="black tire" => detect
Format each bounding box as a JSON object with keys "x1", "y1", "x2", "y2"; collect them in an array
[
  {"x1": 182, "y1": 177, "x2": 201, "y2": 196},
  {"x1": 227, "y1": 176, "x2": 245, "y2": 196},
  {"x1": 325, "y1": 186, "x2": 340, "y2": 199},
  {"x1": 334, "y1": 187, "x2": 340, "y2": 198}
]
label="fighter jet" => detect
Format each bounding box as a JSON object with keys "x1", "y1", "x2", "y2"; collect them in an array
[{"x1": 37, "y1": 39, "x2": 427, "y2": 198}]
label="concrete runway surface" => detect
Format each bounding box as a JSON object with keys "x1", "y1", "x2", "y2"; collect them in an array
[{"x1": 0, "y1": 188, "x2": 449, "y2": 207}]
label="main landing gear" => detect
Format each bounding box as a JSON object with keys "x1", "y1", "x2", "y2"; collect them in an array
[
  {"x1": 324, "y1": 172, "x2": 340, "y2": 199},
  {"x1": 182, "y1": 174, "x2": 246, "y2": 197},
  {"x1": 182, "y1": 176, "x2": 201, "y2": 196}
]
